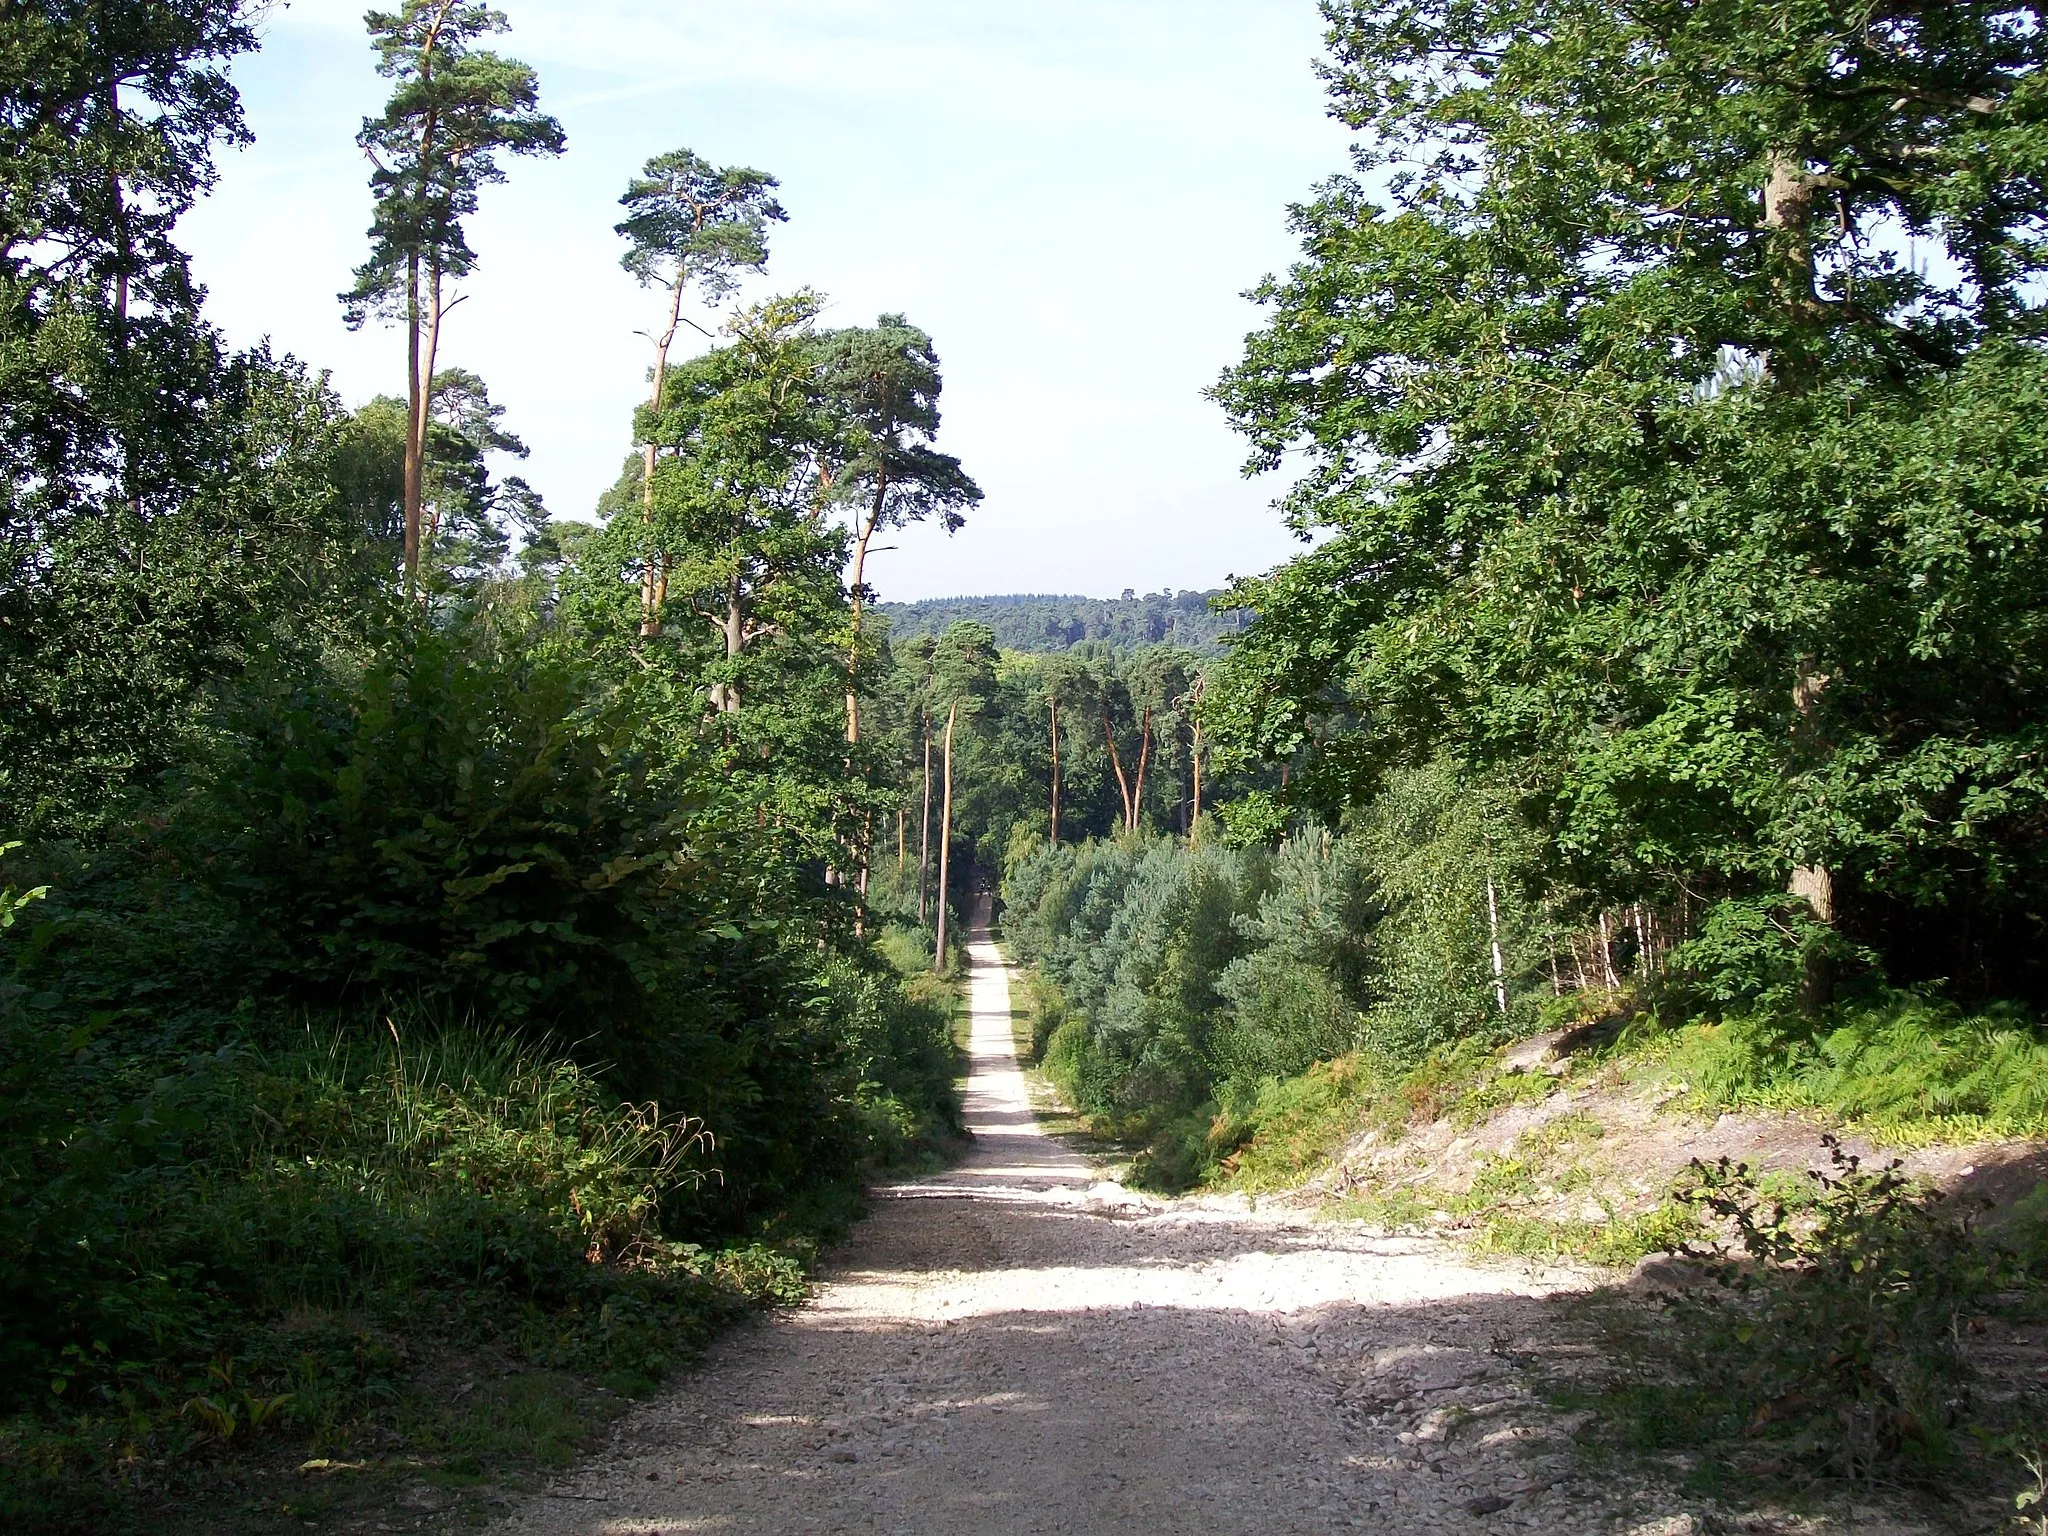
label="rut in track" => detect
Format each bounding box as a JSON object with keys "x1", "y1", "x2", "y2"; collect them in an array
[{"x1": 488, "y1": 908, "x2": 1904, "y2": 1536}]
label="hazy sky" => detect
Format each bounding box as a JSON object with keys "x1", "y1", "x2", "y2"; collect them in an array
[{"x1": 181, "y1": 1, "x2": 1345, "y2": 601}]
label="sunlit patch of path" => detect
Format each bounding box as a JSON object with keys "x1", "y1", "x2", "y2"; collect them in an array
[{"x1": 488, "y1": 902, "x2": 1818, "y2": 1536}]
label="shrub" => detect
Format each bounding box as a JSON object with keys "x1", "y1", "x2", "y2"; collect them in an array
[{"x1": 1656, "y1": 1138, "x2": 2024, "y2": 1484}]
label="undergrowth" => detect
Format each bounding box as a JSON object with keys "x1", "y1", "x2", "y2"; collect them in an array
[
  {"x1": 1, "y1": 937, "x2": 961, "y2": 1533},
  {"x1": 1627, "y1": 998, "x2": 2048, "y2": 1146},
  {"x1": 0, "y1": 1015, "x2": 846, "y2": 1532},
  {"x1": 1554, "y1": 1141, "x2": 2048, "y2": 1506}
]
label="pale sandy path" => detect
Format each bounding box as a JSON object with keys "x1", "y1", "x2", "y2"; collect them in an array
[{"x1": 488, "y1": 909, "x2": 1757, "y2": 1536}]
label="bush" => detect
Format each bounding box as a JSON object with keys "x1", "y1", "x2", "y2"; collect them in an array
[
  {"x1": 1643, "y1": 1139, "x2": 2029, "y2": 1485},
  {"x1": 0, "y1": 1010, "x2": 761, "y2": 1421}
]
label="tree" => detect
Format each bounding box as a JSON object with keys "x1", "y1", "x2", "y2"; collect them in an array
[
  {"x1": 1211, "y1": 0, "x2": 2048, "y2": 1007},
  {"x1": 637, "y1": 292, "x2": 843, "y2": 716},
  {"x1": 0, "y1": 4, "x2": 399, "y2": 836},
  {"x1": 928, "y1": 621, "x2": 999, "y2": 965},
  {"x1": 418, "y1": 367, "x2": 547, "y2": 584},
  {"x1": 817, "y1": 317, "x2": 981, "y2": 741},
  {"x1": 1, "y1": 0, "x2": 257, "y2": 531},
  {"x1": 615, "y1": 148, "x2": 785, "y2": 635},
  {"x1": 342, "y1": 0, "x2": 563, "y2": 588}
]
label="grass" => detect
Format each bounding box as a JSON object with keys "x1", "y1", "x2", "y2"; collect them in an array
[
  {"x1": 0, "y1": 1018, "x2": 842, "y2": 1534},
  {"x1": 0, "y1": 937, "x2": 968, "y2": 1536}
]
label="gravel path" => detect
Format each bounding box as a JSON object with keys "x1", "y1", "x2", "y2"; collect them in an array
[{"x1": 488, "y1": 916, "x2": 1761, "y2": 1536}]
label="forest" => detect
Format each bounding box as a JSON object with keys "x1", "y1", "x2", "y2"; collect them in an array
[
  {"x1": 877, "y1": 589, "x2": 1250, "y2": 654},
  {"x1": 7, "y1": 0, "x2": 2048, "y2": 1529}
]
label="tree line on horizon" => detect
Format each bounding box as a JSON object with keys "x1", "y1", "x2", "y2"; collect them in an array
[{"x1": 878, "y1": 588, "x2": 1251, "y2": 655}]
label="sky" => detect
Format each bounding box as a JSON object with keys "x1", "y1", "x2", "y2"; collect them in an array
[{"x1": 180, "y1": 0, "x2": 1347, "y2": 602}]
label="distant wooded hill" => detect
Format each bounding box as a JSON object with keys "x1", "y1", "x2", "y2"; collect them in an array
[{"x1": 877, "y1": 590, "x2": 1248, "y2": 654}]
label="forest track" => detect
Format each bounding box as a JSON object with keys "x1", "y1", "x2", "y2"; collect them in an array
[{"x1": 488, "y1": 910, "x2": 1924, "y2": 1536}]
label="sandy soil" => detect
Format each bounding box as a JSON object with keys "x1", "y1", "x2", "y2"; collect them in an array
[{"x1": 486, "y1": 917, "x2": 1922, "y2": 1536}]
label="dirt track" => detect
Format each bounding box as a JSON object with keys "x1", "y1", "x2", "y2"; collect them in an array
[{"x1": 487, "y1": 917, "x2": 1868, "y2": 1536}]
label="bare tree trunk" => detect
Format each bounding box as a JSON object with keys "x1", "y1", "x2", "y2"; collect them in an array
[
  {"x1": 1103, "y1": 713, "x2": 1133, "y2": 832},
  {"x1": 898, "y1": 806, "x2": 906, "y2": 874},
  {"x1": 712, "y1": 579, "x2": 745, "y2": 713},
  {"x1": 640, "y1": 269, "x2": 688, "y2": 636},
  {"x1": 1048, "y1": 697, "x2": 1061, "y2": 845},
  {"x1": 1633, "y1": 903, "x2": 1649, "y2": 976},
  {"x1": 1764, "y1": 151, "x2": 1839, "y2": 1011},
  {"x1": 846, "y1": 481, "x2": 887, "y2": 744},
  {"x1": 933, "y1": 702, "x2": 957, "y2": 972},
  {"x1": 918, "y1": 714, "x2": 932, "y2": 924},
  {"x1": 1549, "y1": 942, "x2": 1563, "y2": 998},
  {"x1": 403, "y1": 249, "x2": 423, "y2": 585},
  {"x1": 407, "y1": 259, "x2": 451, "y2": 593},
  {"x1": 1189, "y1": 713, "x2": 1204, "y2": 845},
  {"x1": 1129, "y1": 706, "x2": 1152, "y2": 835},
  {"x1": 1789, "y1": 656, "x2": 1836, "y2": 1009},
  {"x1": 1598, "y1": 912, "x2": 1619, "y2": 991},
  {"x1": 1485, "y1": 873, "x2": 1509, "y2": 1015},
  {"x1": 639, "y1": 443, "x2": 661, "y2": 635}
]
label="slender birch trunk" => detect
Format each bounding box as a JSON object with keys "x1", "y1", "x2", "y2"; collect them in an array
[{"x1": 1485, "y1": 872, "x2": 1508, "y2": 1015}]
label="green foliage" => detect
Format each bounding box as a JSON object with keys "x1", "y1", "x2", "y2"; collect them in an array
[
  {"x1": 1629, "y1": 1141, "x2": 2029, "y2": 1485},
  {"x1": 2, "y1": 352, "x2": 384, "y2": 839},
  {"x1": 342, "y1": 1, "x2": 564, "y2": 328},
  {"x1": 616, "y1": 148, "x2": 784, "y2": 300},
  {"x1": 880, "y1": 590, "x2": 1249, "y2": 654},
  {"x1": 1207, "y1": 0, "x2": 2048, "y2": 1009},
  {"x1": 1003, "y1": 775, "x2": 1563, "y2": 1165},
  {"x1": 1647, "y1": 997, "x2": 2048, "y2": 1144}
]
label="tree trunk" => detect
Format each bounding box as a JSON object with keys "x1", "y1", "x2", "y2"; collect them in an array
[
  {"x1": 855, "y1": 810, "x2": 871, "y2": 939},
  {"x1": 639, "y1": 269, "x2": 688, "y2": 637},
  {"x1": 402, "y1": 248, "x2": 423, "y2": 585},
  {"x1": 898, "y1": 806, "x2": 906, "y2": 875},
  {"x1": 409, "y1": 258, "x2": 450, "y2": 592},
  {"x1": 1103, "y1": 713, "x2": 1133, "y2": 833},
  {"x1": 1189, "y1": 712, "x2": 1203, "y2": 845},
  {"x1": 918, "y1": 713, "x2": 932, "y2": 924},
  {"x1": 933, "y1": 701, "x2": 957, "y2": 972},
  {"x1": 1789, "y1": 655, "x2": 1836, "y2": 1009},
  {"x1": 712, "y1": 579, "x2": 745, "y2": 713},
  {"x1": 1129, "y1": 706, "x2": 1152, "y2": 834},
  {"x1": 846, "y1": 479, "x2": 887, "y2": 744},
  {"x1": 1598, "y1": 911, "x2": 1619, "y2": 991},
  {"x1": 1048, "y1": 696, "x2": 1060, "y2": 845},
  {"x1": 1765, "y1": 152, "x2": 1839, "y2": 1010},
  {"x1": 1485, "y1": 872, "x2": 1509, "y2": 1015}
]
